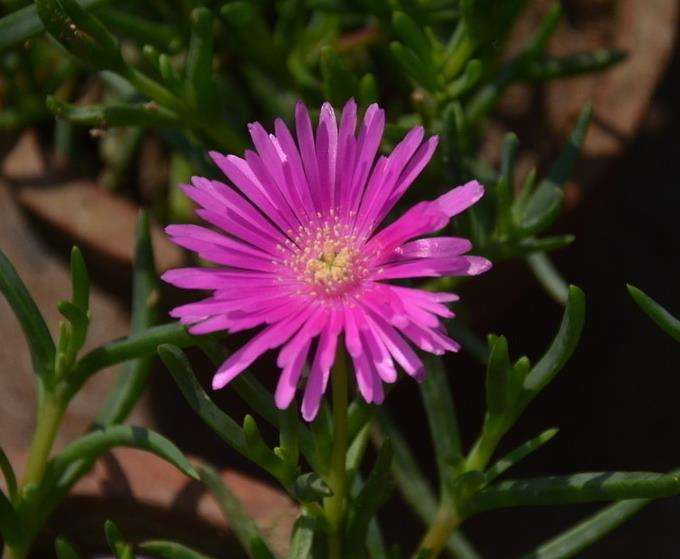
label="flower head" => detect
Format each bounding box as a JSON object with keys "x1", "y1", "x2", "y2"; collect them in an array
[{"x1": 163, "y1": 101, "x2": 491, "y2": 420}]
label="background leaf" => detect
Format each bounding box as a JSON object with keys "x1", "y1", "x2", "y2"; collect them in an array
[
  {"x1": 198, "y1": 465, "x2": 275, "y2": 559},
  {"x1": 466, "y1": 471, "x2": 680, "y2": 514},
  {"x1": 47, "y1": 425, "x2": 198, "y2": 483},
  {"x1": 0, "y1": 248, "x2": 55, "y2": 381},
  {"x1": 139, "y1": 540, "x2": 216, "y2": 559}
]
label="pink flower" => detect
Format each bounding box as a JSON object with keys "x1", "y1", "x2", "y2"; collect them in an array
[{"x1": 163, "y1": 101, "x2": 491, "y2": 421}]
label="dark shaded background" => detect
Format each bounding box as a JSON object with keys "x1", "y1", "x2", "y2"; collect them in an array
[{"x1": 145, "y1": 28, "x2": 680, "y2": 559}]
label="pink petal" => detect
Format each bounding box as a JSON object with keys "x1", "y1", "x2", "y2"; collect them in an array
[
  {"x1": 161, "y1": 268, "x2": 276, "y2": 290},
  {"x1": 212, "y1": 305, "x2": 315, "y2": 389},
  {"x1": 392, "y1": 237, "x2": 473, "y2": 260},
  {"x1": 295, "y1": 101, "x2": 322, "y2": 213},
  {"x1": 316, "y1": 102, "x2": 338, "y2": 212},
  {"x1": 364, "y1": 310, "x2": 425, "y2": 380},
  {"x1": 367, "y1": 181, "x2": 486, "y2": 256},
  {"x1": 347, "y1": 104, "x2": 385, "y2": 215},
  {"x1": 375, "y1": 136, "x2": 439, "y2": 224},
  {"x1": 375, "y1": 255, "x2": 492, "y2": 280},
  {"x1": 275, "y1": 338, "x2": 312, "y2": 409},
  {"x1": 273, "y1": 118, "x2": 318, "y2": 222},
  {"x1": 302, "y1": 310, "x2": 342, "y2": 421}
]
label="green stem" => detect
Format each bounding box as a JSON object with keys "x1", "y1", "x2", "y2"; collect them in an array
[
  {"x1": 414, "y1": 421, "x2": 504, "y2": 558},
  {"x1": 5, "y1": 393, "x2": 68, "y2": 559},
  {"x1": 124, "y1": 67, "x2": 182, "y2": 111},
  {"x1": 3, "y1": 545, "x2": 25, "y2": 559},
  {"x1": 324, "y1": 347, "x2": 349, "y2": 559},
  {"x1": 465, "y1": 422, "x2": 505, "y2": 473},
  {"x1": 22, "y1": 394, "x2": 66, "y2": 488},
  {"x1": 413, "y1": 505, "x2": 462, "y2": 559}
]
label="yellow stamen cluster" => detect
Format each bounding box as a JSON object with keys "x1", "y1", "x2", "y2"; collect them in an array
[
  {"x1": 279, "y1": 216, "x2": 369, "y2": 297},
  {"x1": 307, "y1": 241, "x2": 353, "y2": 285}
]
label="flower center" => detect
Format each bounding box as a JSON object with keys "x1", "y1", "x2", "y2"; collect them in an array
[
  {"x1": 306, "y1": 241, "x2": 354, "y2": 286},
  {"x1": 281, "y1": 217, "x2": 368, "y2": 298}
]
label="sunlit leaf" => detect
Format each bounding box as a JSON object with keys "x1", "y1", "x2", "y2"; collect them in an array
[{"x1": 47, "y1": 425, "x2": 198, "y2": 483}]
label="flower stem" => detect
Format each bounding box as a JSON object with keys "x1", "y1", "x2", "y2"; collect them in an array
[{"x1": 324, "y1": 347, "x2": 349, "y2": 559}]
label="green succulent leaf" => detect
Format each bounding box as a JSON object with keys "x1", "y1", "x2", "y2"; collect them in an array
[
  {"x1": 139, "y1": 540, "x2": 216, "y2": 559},
  {"x1": 443, "y1": 59, "x2": 483, "y2": 99},
  {"x1": 521, "y1": 498, "x2": 651, "y2": 559},
  {"x1": 495, "y1": 133, "x2": 518, "y2": 237},
  {"x1": 0, "y1": 487, "x2": 22, "y2": 545},
  {"x1": 287, "y1": 514, "x2": 318, "y2": 559},
  {"x1": 196, "y1": 338, "x2": 319, "y2": 472},
  {"x1": 0, "y1": 247, "x2": 55, "y2": 382},
  {"x1": 47, "y1": 96, "x2": 181, "y2": 128},
  {"x1": 0, "y1": 446, "x2": 18, "y2": 503},
  {"x1": 512, "y1": 236, "x2": 575, "y2": 257},
  {"x1": 519, "y1": 106, "x2": 591, "y2": 235},
  {"x1": 220, "y1": 2, "x2": 257, "y2": 27},
  {"x1": 390, "y1": 41, "x2": 438, "y2": 92},
  {"x1": 57, "y1": 299, "x2": 89, "y2": 359},
  {"x1": 67, "y1": 322, "x2": 192, "y2": 400},
  {"x1": 105, "y1": 520, "x2": 135, "y2": 559},
  {"x1": 485, "y1": 334, "x2": 510, "y2": 416},
  {"x1": 627, "y1": 285, "x2": 680, "y2": 342},
  {"x1": 36, "y1": 0, "x2": 126, "y2": 72},
  {"x1": 523, "y1": 50, "x2": 627, "y2": 81},
  {"x1": 345, "y1": 439, "x2": 394, "y2": 556},
  {"x1": 419, "y1": 355, "x2": 464, "y2": 487},
  {"x1": 159, "y1": 344, "x2": 248, "y2": 456},
  {"x1": 292, "y1": 472, "x2": 333, "y2": 502},
  {"x1": 243, "y1": 414, "x2": 296, "y2": 485},
  {"x1": 465, "y1": 471, "x2": 680, "y2": 514},
  {"x1": 525, "y1": 252, "x2": 570, "y2": 305},
  {"x1": 358, "y1": 73, "x2": 379, "y2": 106},
  {"x1": 69, "y1": 247, "x2": 89, "y2": 313},
  {"x1": 0, "y1": 0, "x2": 107, "y2": 52},
  {"x1": 392, "y1": 12, "x2": 432, "y2": 65},
  {"x1": 519, "y1": 285, "x2": 586, "y2": 410},
  {"x1": 320, "y1": 46, "x2": 358, "y2": 106},
  {"x1": 346, "y1": 423, "x2": 372, "y2": 484},
  {"x1": 486, "y1": 428, "x2": 559, "y2": 483},
  {"x1": 185, "y1": 8, "x2": 217, "y2": 113},
  {"x1": 55, "y1": 537, "x2": 84, "y2": 559},
  {"x1": 198, "y1": 465, "x2": 276, "y2": 559},
  {"x1": 278, "y1": 404, "x2": 300, "y2": 467},
  {"x1": 94, "y1": 7, "x2": 181, "y2": 51},
  {"x1": 452, "y1": 470, "x2": 487, "y2": 504},
  {"x1": 47, "y1": 425, "x2": 198, "y2": 483}
]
